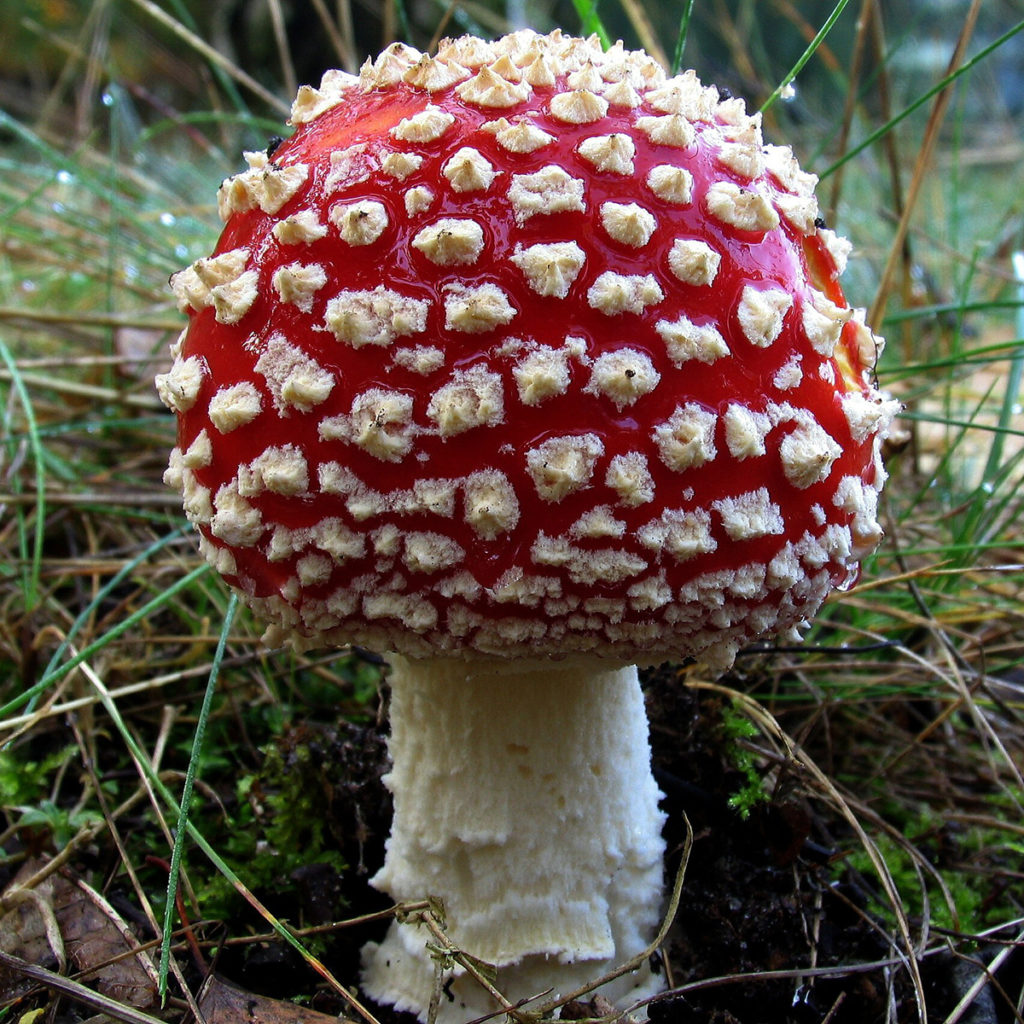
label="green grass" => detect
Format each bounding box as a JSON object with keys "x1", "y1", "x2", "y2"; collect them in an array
[{"x1": 1, "y1": 2, "x2": 1023, "y2": 1022}]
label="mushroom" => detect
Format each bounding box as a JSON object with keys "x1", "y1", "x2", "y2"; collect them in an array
[{"x1": 157, "y1": 30, "x2": 897, "y2": 1023}]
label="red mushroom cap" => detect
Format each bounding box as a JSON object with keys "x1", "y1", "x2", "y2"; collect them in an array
[{"x1": 157, "y1": 30, "x2": 897, "y2": 670}]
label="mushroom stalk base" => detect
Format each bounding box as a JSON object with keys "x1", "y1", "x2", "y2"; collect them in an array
[{"x1": 361, "y1": 655, "x2": 667, "y2": 1023}]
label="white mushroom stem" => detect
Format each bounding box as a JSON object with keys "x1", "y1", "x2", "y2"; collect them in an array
[{"x1": 361, "y1": 655, "x2": 667, "y2": 1023}]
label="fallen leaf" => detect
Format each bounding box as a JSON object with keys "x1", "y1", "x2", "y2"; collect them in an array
[
  {"x1": 0, "y1": 860, "x2": 158, "y2": 1008},
  {"x1": 199, "y1": 973, "x2": 359, "y2": 1024}
]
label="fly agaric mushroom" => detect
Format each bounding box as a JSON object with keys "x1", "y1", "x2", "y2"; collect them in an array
[{"x1": 157, "y1": 29, "x2": 898, "y2": 1023}]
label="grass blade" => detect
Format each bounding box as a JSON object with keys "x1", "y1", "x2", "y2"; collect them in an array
[
  {"x1": 759, "y1": 0, "x2": 853, "y2": 114},
  {"x1": 670, "y1": 0, "x2": 697, "y2": 75},
  {"x1": 159, "y1": 593, "x2": 238, "y2": 1003},
  {"x1": 0, "y1": 338, "x2": 47, "y2": 615}
]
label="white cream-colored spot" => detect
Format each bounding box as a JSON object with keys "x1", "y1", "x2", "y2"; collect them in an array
[
  {"x1": 767, "y1": 542, "x2": 803, "y2": 590},
  {"x1": 156, "y1": 356, "x2": 205, "y2": 413},
  {"x1": 412, "y1": 218, "x2": 485, "y2": 266},
  {"x1": 656, "y1": 315, "x2": 730, "y2": 365},
  {"x1": 404, "y1": 186, "x2": 435, "y2": 216},
  {"x1": 312, "y1": 518, "x2": 366, "y2": 563},
  {"x1": 361, "y1": 42, "x2": 423, "y2": 89},
  {"x1": 587, "y1": 272, "x2": 663, "y2": 316},
  {"x1": 764, "y1": 143, "x2": 818, "y2": 196},
  {"x1": 706, "y1": 182, "x2": 780, "y2": 233},
  {"x1": 567, "y1": 63, "x2": 604, "y2": 91},
  {"x1": 391, "y1": 105, "x2": 455, "y2": 143},
  {"x1": 570, "y1": 505, "x2": 626, "y2": 539},
  {"x1": 164, "y1": 447, "x2": 184, "y2": 491},
  {"x1": 779, "y1": 420, "x2": 842, "y2": 488},
  {"x1": 169, "y1": 328, "x2": 186, "y2": 360},
  {"x1": 272, "y1": 262, "x2": 327, "y2": 312},
  {"x1": 636, "y1": 114, "x2": 695, "y2": 148},
  {"x1": 600, "y1": 202, "x2": 657, "y2": 247},
  {"x1": 605, "y1": 451, "x2": 655, "y2": 506},
  {"x1": 443, "y1": 283, "x2": 517, "y2": 333},
  {"x1": 510, "y1": 241, "x2": 586, "y2": 298},
  {"x1": 773, "y1": 354, "x2": 804, "y2": 391},
  {"x1": 667, "y1": 238, "x2": 720, "y2": 286},
  {"x1": 391, "y1": 345, "x2": 445, "y2": 375},
  {"x1": 578, "y1": 134, "x2": 635, "y2": 175},
  {"x1": 738, "y1": 285, "x2": 792, "y2": 348},
  {"x1": 729, "y1": 562, "x2": 769, "y2": 600},
  {"x1": 211, "y1": 270, "x2": 259, "y2": 325},
  {"x1": 331, "y1": 200, "x2": 389, "y2": 246},
  {"x1": 803, "y1": 292, "x2": 853, "y2": 357},
  {"x1": 507, "y1": 166, "x2": 586, "y2": 223},
  {"x1": 481, "y1": 118, "x2": 555, "y2": 153},
  {"x1": 833, "y1": 475, "x2": 883, "y2": 556},
  {"x1": 199, "y1": 537, "x2": 235, "y2": 578},
  {"x1": 437, "y1": 34, "x2": 495, "y2": 68},
  {"x1": 255, "y1": 334, "x2": 334, "y2": 413},
  {"x1": 585, "y1": 349, "x2": 660, "y2": 408},
  {"x1": 775, "y1": 192, "x2": 819, "y2": 233},
  {"x1": 320, "y1": 388, "x2": 416, "y2": 462},
  {"x1": 850, "y1": 313, "x2": 884, "y2": 374},
  {"x1": 455, "y1": 66, "x2": 531, "y2": 108},
  {"x1": 403, "y1": 56, "x2": 471, "y2": 92},
  {"x1": 637, "y1": 508, "x2": 716, "y2": 562},
  {"x1": 182, "y1": 429, "x2": 212, "y2": 469},
  {"x1": 718, "y1": 95, "x2": 753, "y2": 125},
  {"x1": 208, "y1": 381, "x2": 262, "y2": 433},
  {"x1": 724, "y1": 403, "x2": 771, "y2": 459},
  {"x1": 325, "y1": 286, "x2": 429, "y2": 348},
  {"x1": 409, "y1": 478, "x2": 457, "y2": 518},
  {"x1": 646, "y1": 72, "x2": 714, "y2": 118},
  {"x1": 819, "y1": 229, "x2": 853, "y2": 275},
  {"x1": 296, "y1": 553, "x2": 332, "y2": 587},
  {"x1": 520, "y1": 53, "x2": 557, "y2": 88},
  {"x1": 717, "y1": 134, "x2": 765, "y2": 181},
  {"x1": 442, "y1": 147, "x2": 497, "y2": 192},
  {"x1": 654, "y1": 403, "x2": 718, "y2": 472},
  {"x1": 526, "y1": 433, "x2": 603, "y2": 501},
  {"x1": 363, "y1": 592, "x2": 437, "y2": 632},
  {"x1": 841, "y1": 392, "x2": 901, "y2": 443},
  {"x1": 491, "y1": 571, "x2": 562, "y2": 608},
  {"x1": 550, "y1": 89, "x2": 608, "y2": 124},
  {"x1": 325, "y1": 144, "x2": 376, "y2": 192},
  {"x1": 381, "y1": 151, "x2": 424, "y2": 181},
  {"x1": 531, "y1": 536, "x2": 647, "y2": 585},
  {"x1": 427, "y1": 364, "x2": 505, "y2": 436},
  {"x1": 370, "y1": 524, "x2": 401, "y2": 557},
  {"x1": 512, "y1": 345, "x2": 571, "y2": 405},
  {"x1": 289, "y1": 69, "x2": 358, "y2": 125},
  {"x1": 628, "y1": 574, "x2": 672, "y2": 611},
  {"x1": 713, "y1": 488, "x2": 784, "y2": 541},
  {"x1": 172, "y1": 245, "x2": 247, "y2": 315},
  {"x1": 259, "y1": 163, "x2": 309, "y2": 215},
  {"x1": 210, "y1": 481, "x2": 263, "y2": 547},
  {"x1": 180, "y1": 470, "x2": 211, "y2": 526},
  {"x1": 272, "y1": 210, "x2": 328, "y2": 246},
  {"x1": 646, "y1": 165, "x2": 694, "y2": 204},
  {"x1": 216, "y1": 159, "x2": 262, "y2": 220},
  {"x1": 463, "y1": 470, "x2": 520, "y2": 539},
  {"x1": 318, "y1": 464, "x2": 384, "y2": 519},
  {"x1": 239, "y1": 444, "x2": 309, "y2": 496},
  {"x1": 602, "y1": 79, "x2": 642, "y2": 108},
  {"x1": 403, "y1": 532, "x2": 465, "y2": 574},
  {"x1": 570, "y1": 550, "x2": 647, "y2": 586}
]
